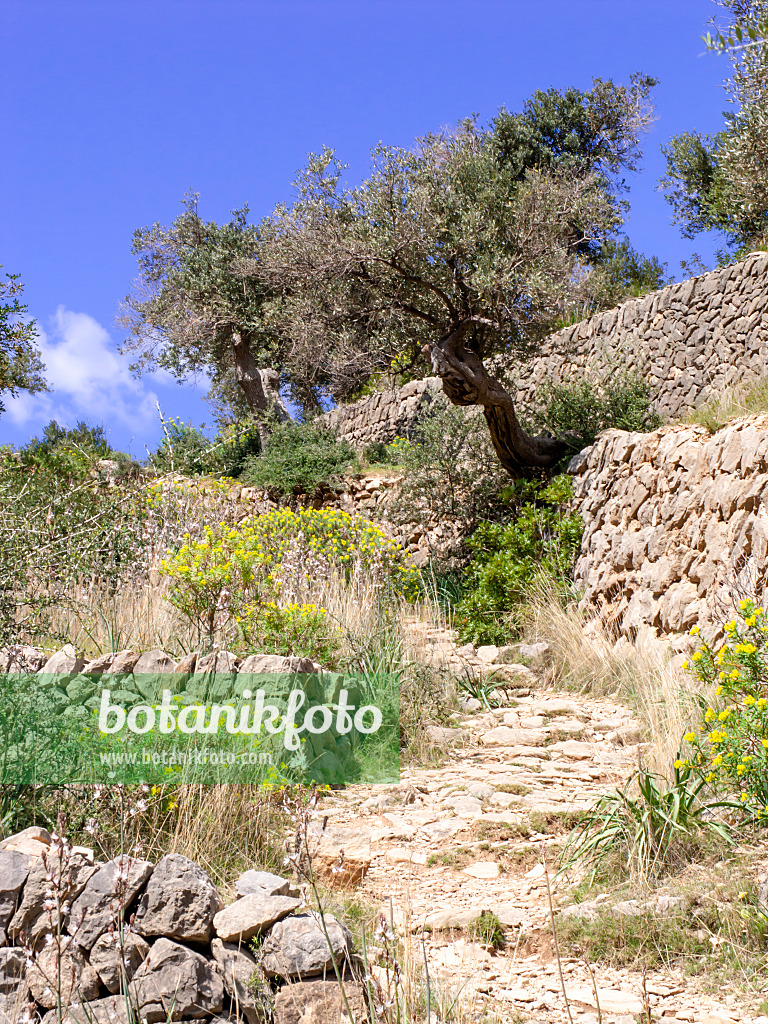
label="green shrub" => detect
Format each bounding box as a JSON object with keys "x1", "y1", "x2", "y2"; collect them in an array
[
  {"x1": 235, "y1": 601, "x2": 341, "y2": 666},
  {"x1": 388, "y1": 401, "x2": 510, "y2": 528},
  {"x1": 453, "y1": 475, "x2": 582, "y2": 644},
  {"x1": 362, "y1": 441, "x2": 390, "y2": 465},
  {"x1": 561, "y1": 764, "x2": 734, "y2": 885},
  {"x1": 149, "y1": 418, "x2": 218, "y2": 476},
  {"x1": 216, "y1": 421, "x2": 262, "y2": 477},
  {"x1": 0, "y1": 445, "x2": 146, "y2": 646},
  {"x1": 681, "y1": 601, "x2": 768, "y2": 821},
  {"x1": 24, "y1": 419, "x2": 117, "y2": 459},
  {"x1": 159, "y1": 507, "x2": 419, "y2": 646},
  {"x1": 240, "y1": 421, "x2": 357, "y2": 496},
  {"x1": 532, "y1": 372, "x2": 662, "y2": 456}
]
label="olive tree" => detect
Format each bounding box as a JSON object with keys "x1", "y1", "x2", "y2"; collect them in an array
[
  {"x1": 249, "y1": 78, "x2": 655, "y2": 476},
  {"x1": 662, "y1": 1, "x2": 768, "y2": 254},
  {"x1": 119, "y1": 196, "x2": 290, "y2": 431},
  {"x1": 0, "y1": 268, "x2": 47, "y2": 416}
]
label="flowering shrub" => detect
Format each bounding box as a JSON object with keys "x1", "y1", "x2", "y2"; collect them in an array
[
  {"x1": 680, "y1": 600, "x2": 768, "y2": 821},
  {"x1": 235, "y1": 601, "x2": 341, "y2": 665},
  {"x1": 159, "y1": 507, "x2": 420, "y2": 645}
]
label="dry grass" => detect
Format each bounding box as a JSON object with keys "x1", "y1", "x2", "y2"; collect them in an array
[
  {"x1": 47, "y1": 575, "x2": 197, "y2": 657},
  {"x1": 681, "y1": 374, "x2": 768, "y2": 433},
  {"x1": 524, "y1": 582, "x2": 706, "y2": 776}
]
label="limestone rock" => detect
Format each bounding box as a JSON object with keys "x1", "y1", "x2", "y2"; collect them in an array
[
  {"x1": 105, "y1": 650, "x2": 141, "y2": 675},
  {"x1": 68, "y1": 855, "x2": 153, "y2": 949},
  {"x1": 39, "y1": 645, "x2": 85, "y2": 677},
  {"x1": 238, "y1": 654, "x2": 314, "y2": 675},
  {"x1": 462, "y1": 861, "x2": 500, "y2": 880},
  {"x1": 129, "y1": 937, "x2": 225, "y2": 1022},
  {"x1": 235, "y1": 870, "x2": 298, "y2": 899},
  {"x1": 273, "y1": 978, "x2": 367, "y2": 1024},
  {"x1": 82, "y1": 653, "x2": 116, "y2": 674},
  {"x1": 213, "y1": 894, "x2": 300, "y2": 942},
  {"x1": 425, "y1": 725, "x2": 463, "y2": 745},
  {"x1": 481, "y1": 726, "x2": 544, "y2": 747},
  {"x1": 313, "y1": 828, "x2": 371, "y2": 888},
  {"x1": 0, "y1": 825, "x2": 52, "y2": 854},
  {"x1": 10, "y1": 849, "x2": 97, "y2": 948},
  {"x1": 89, "y1": 929, "x2": 150, "y2": 993},
  {"x1": 0, "y1": 949, "x2": 25, "y2": 994},
  {"x1": 1, "y1": 646, "x2": 46, "y2": 672},
  {"x1": 27, "y1": 939, "x2": 101, "y2": 1008},
  {"x1": 133, "y1": 650, "x2": 176, "y2": 674},
  {"x1": 0, "y1": 852, "x2": 30, "y2": 945},
  {"x1": 210, "y1": 938, "x2": 267, "y2": 1024},
  {"x1": 39, "y1": 996, "x2": 128, "y2": 1024},
  {"x1": 261, "y1": 912, "x2": 353, "y2": 979},
  {"x1": 134, "y1": 853, "x2": 223, "y2": 942}
]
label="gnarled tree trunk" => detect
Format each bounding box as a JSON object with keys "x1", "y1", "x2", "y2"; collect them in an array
[
  {"x1": 425, "y1": 323, "x2": 565, "y2": 478},
  {"x1": 231, "y1": 332, "x2": 291, "y2": 445}
]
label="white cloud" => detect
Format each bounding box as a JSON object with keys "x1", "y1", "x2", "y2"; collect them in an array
[{"x1": 5, "y1": 307, "x2": 161, "y2": 434}]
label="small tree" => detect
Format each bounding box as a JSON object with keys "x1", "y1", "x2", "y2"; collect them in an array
[
  {"x1": 251, "y1": 77, "x2": 656, "y2": 477},
  {"x1": 118, "y1": 196, "x2": 291, "y2": 434},
  {"x1": 661, "y1": 0, "x2": 768, "y2": 255},
  {"x1": 0, "y1": 268, "x2": 47, "y2": 416}
]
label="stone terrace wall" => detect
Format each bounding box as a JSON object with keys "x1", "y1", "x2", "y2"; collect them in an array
[
  {"x1": 571, "y1": 415, "x2": 768, "y2": 639},
  {"x1": 323, "y1": 251, "x2": 768, "y2": 448},
  {"x1": 510, "y1": 250, "x2": 768, "y2": 421},
  {"x1": 321, "y1": 376, "x2": 443, "y2": 449}
]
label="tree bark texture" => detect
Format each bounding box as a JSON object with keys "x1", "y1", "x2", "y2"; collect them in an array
[
  {"x1": 231, "y1": 332, "x2": 291, "y2": 445},
  {"x1": 425, "y1": 324, "x2": 566, "y2": 478}
]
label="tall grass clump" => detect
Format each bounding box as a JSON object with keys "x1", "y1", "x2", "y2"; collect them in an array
[{"x1": 682, "y1": 374, "x2": 768, "y2": 433}]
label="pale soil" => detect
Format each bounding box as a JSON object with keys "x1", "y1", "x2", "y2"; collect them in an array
[{"x1": 314, "y1": 625, "x2": 768, "y2": 1024}]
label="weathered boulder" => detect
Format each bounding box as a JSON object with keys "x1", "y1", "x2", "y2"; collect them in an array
[
  {"x1": 0, "y1": 948, "x2": 28, "y2": 1024},
  {"x1": 39, "y1": 996, "x2": 128, "y2": 1024},
  {"x1": 0, "y1": 949, "x2": 25, "y2": 994},
  {"x1": 238, "y1": 654, "x2": 314, "y2": 675},
  {"x1": 261, "y1": 913, "x2": 353, "y2": 979},
  {"x1": 39, "y1": 645, "x2": 85, "y2": 677},
  {"x1": 313, "y1": 828, "x2": 371, "y2": 888},
  {"x1": 68, "y1": 855, "x2": 153, "y2": 949},
  {"x1": 2, "y1": 646, "x2": 46, "y2": 672},
  {"x1": 0, "y1": 826, "x2": 51, "y2": 859},
  {"x1": 0, "y1": 853, "x2": 30, "y2": 945},
  {"x1": 213, "y1": 894, "x2": 300, "y2": 943},
  {"x1": 134, "y1": 854, "x2": 223, "y2": 942},
  {"x1": 210, "y1": 938, "x2": 267, "y2": 1024},
  {"x1": 89, "y1": 929, "x2": 150, "y2": 993},
  {"x1": 133, "y1": 650, "x2": 176, "y2": 674},
  {"x1": 82, "y1": 653, "x2": 116, "y2": 675},
  {"x1": 234, "y1": 870, "x2": 298, "y2": 899},
  {"x1": 273, "y1": 977, "x2": 367, "y2": 1024},
  {"x1": 129, "y1": 937, "x2": 225, "y2": 1022},
  {"x1": 105, "y1": 650, "x2": 141, "y2": 675},
  {"x1": 10, "y1": 849, "x2": 96, "y2": 948},
  {"x1": 27, "y1": 939, "x2": 101, "y2": 1009}
]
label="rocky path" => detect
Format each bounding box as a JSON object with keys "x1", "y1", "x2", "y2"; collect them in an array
[{"x1": 315, "y1": 628, "x2": 765, "y2": 1024}]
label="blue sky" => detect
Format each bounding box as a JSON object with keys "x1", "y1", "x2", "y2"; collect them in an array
[{"x1": 1, "y1": 0, "x2": 732, "y2": 457}]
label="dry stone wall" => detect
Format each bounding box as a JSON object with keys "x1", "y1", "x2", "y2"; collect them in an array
[
  {"x1": 510, "y1": 250, "x2": 768, "y2": 421},
  {"x1": 323, "y1": 251, "x2": 768, "y2": 448},
  {"x1": 571, "y1": 415, "x2": 768, "y2": 640},
  {"x1": 0, "y1": 828, "x2": 366, "y2": 1024},
  {"x1": 321, "y1": 377, "x2": 443, "y2": 449}
]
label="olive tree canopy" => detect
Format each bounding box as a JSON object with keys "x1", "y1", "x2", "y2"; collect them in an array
[
  {"x1": 121, "y1": 76, "x2": 657, "y2": 474},
  {"x1": 662, "y1": 1, "x2": 768, "y2": 254},
  {"x1": 247, "y1": 77, "x2": 656, "y2": 475}
]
